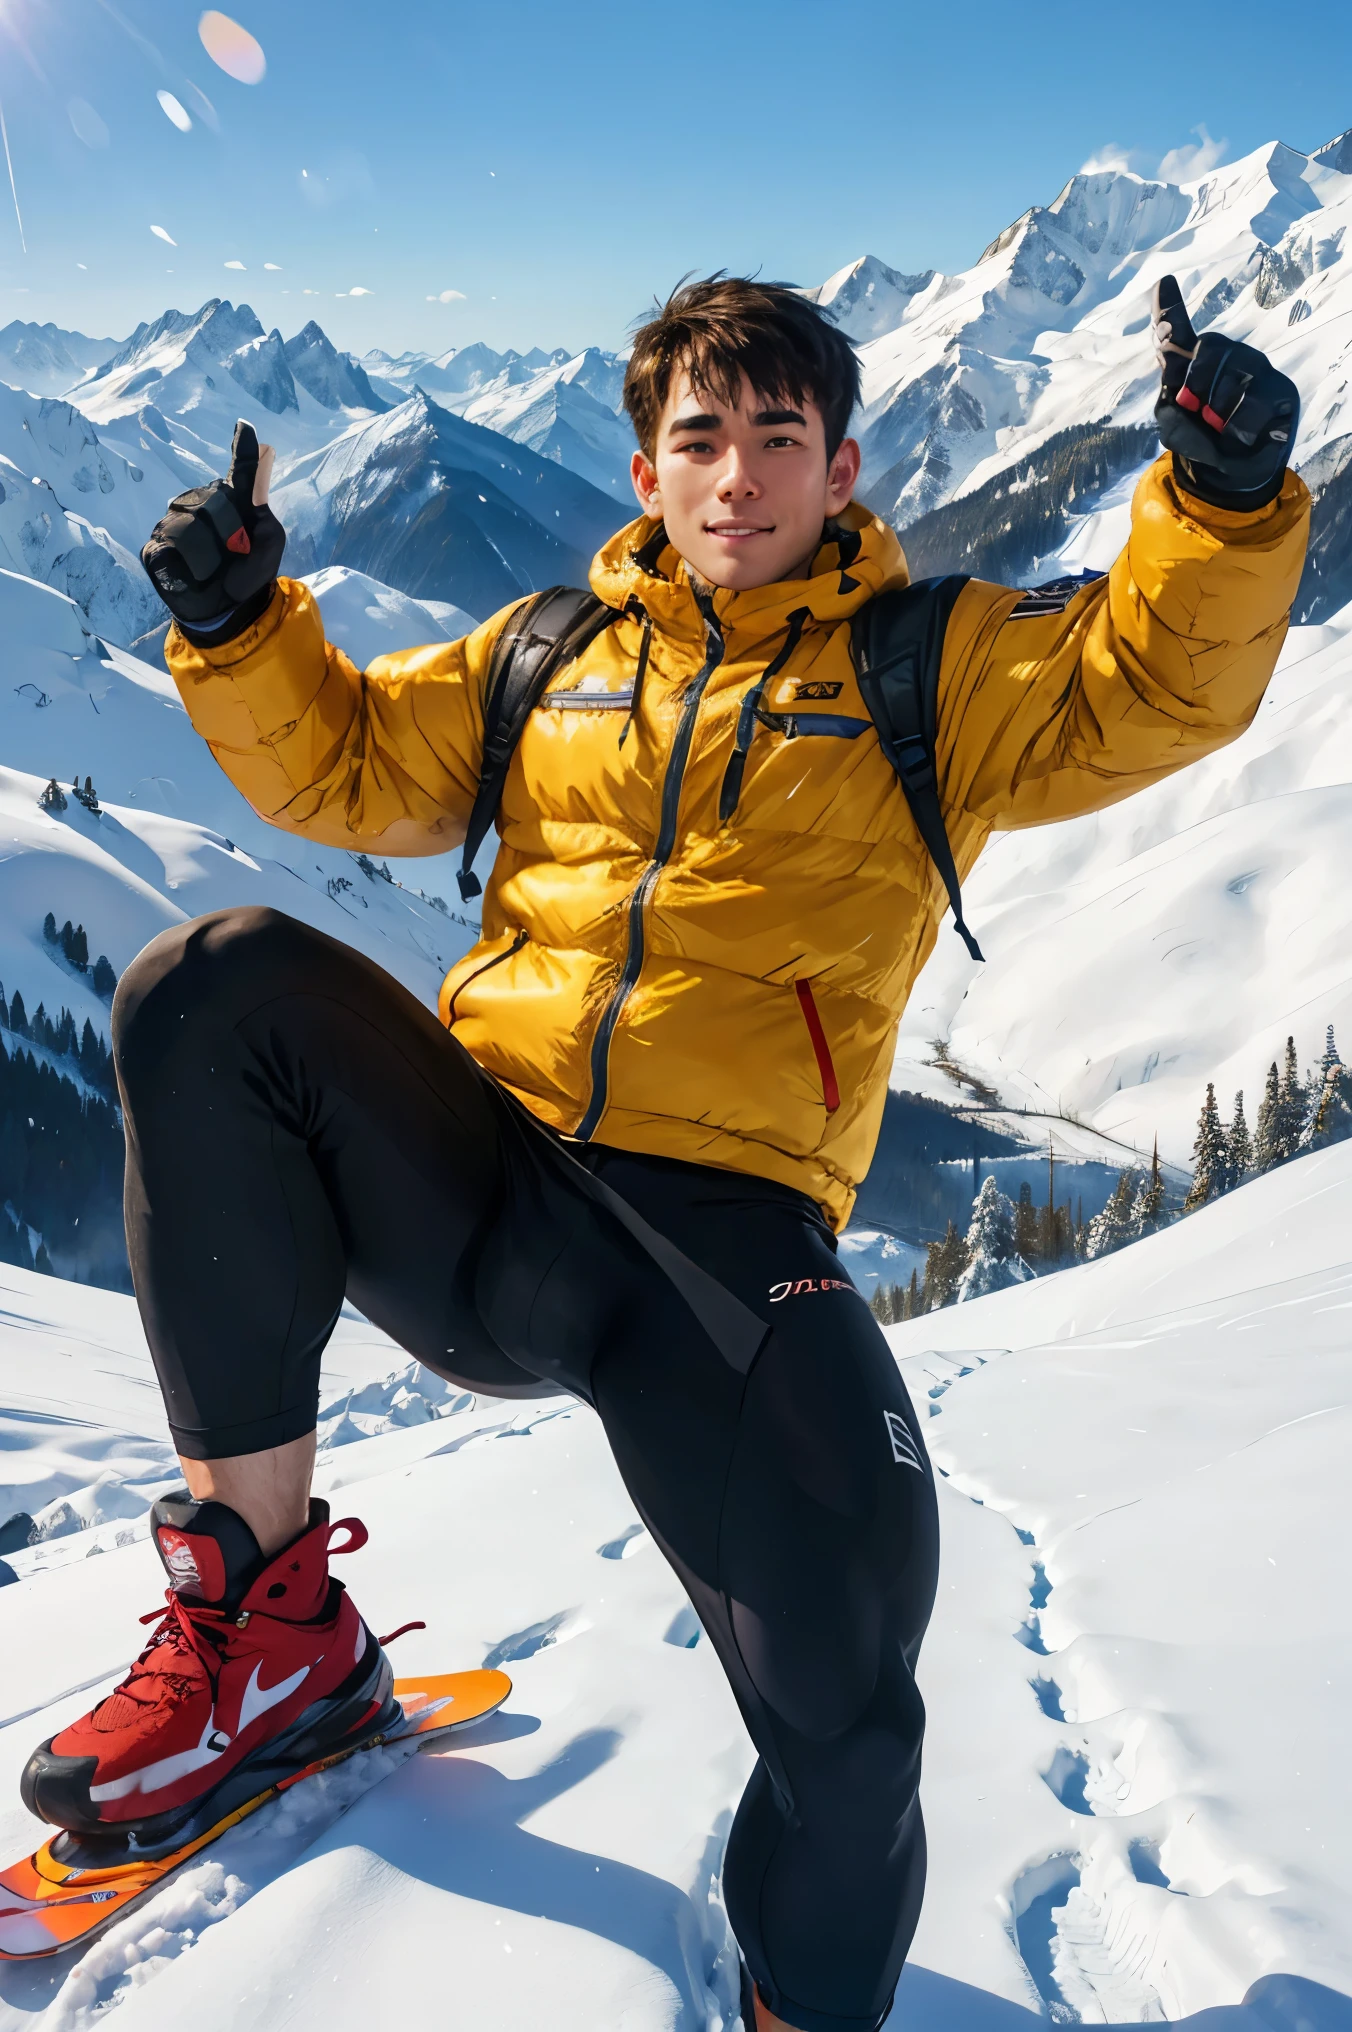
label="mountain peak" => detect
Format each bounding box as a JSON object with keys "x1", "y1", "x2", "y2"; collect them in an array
[
  {"x1": 283, "y1": 321, "x2": 389, "y2": 414},
  {"x1": 806, "y1": 256, "x2": 937, "y2": 342},
  {"x1": 1314, "y1": 127, "x2": 1352, "y2": 176}
]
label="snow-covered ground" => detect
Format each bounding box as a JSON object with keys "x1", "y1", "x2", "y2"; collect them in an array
[
  {"x1": 0, "y1": 564, "x2": 478, "y2": 1037},
  {"x1": 895, "y1": 588, "x2": 1352, "y2": 1171},
  {"x1": 0, "y1": 1132, "x2": 1346, "y2": 2026}
]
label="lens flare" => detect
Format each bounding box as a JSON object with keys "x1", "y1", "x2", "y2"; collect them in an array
[
  {"x1": 198, "y1": 11, "x2": 265, "y2": 85},
  {"x1": 157, "y1": 90, "x2": 192, "y2": 132}
]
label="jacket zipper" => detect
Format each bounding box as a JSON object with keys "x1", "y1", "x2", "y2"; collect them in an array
[
  {"x1": 446, "y1": 928, "x2": 527, "y2": 1024},
  {"x1": 577, "y1": 591, "x2": 725, "y2": 1139},
  {"x1": 794, "y1": 979, "x2": 840, "y2": 1114}
]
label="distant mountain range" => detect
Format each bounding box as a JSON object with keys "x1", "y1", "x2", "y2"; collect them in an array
[
  {"x1": 2, "y1": 122, "x2": 1351, "y2": 642},
  {"x1": 0, "y1": 123, "x2": 1348, "y2": 1224},
  {"x1": 273, "y1": 388, "x2": 620, "y2": 617}
]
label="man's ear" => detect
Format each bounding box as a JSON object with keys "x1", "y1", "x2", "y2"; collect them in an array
[
  {"x1": 631, "y1": 448, "x2": 660, "y2": 515},
  {"x1": 824, "y1": 436, "x2": 861, "y2": 515}
]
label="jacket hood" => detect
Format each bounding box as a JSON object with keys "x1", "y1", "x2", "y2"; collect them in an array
[{"x1": 588, "y1": 499, "x2": 910, "y2": 642}]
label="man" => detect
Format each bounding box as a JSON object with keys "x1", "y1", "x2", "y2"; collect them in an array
[{"x1": 23, "y1": 277, "x2": 1306, "y2": 2031}]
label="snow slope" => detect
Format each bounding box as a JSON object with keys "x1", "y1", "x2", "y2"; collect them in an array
[
  {"x1": 889, "y1": 1137, "x2": 1352, "y2": 2022},
  {"x1": 894, "y1": 585, "x2": 1352, "y2": 1170},
  {"x1": 302, "y1": 564, "x2": 479, "y2": 663},
  {"x1": 0, "y1": 566, "x2": 477, "y2": 1039},
  {"x1": 0, "y1": 1071, "x2": 1347, "y2": 2027}
]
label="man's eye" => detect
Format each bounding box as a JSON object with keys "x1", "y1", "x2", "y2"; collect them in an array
[
  {"x1": 678, "y1": 440, "x2": 715, "y2": 454},
  {"x1": 765, "y1": 435, "x2": 799, "y2": 448}
]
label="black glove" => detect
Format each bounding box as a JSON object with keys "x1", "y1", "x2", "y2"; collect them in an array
[
  {"x1": 1152, "y1": 274, "x2": 1298, "y2": 511},
  {"x1": 141, "y1": 420, "x2": 286, "y2": 642}
]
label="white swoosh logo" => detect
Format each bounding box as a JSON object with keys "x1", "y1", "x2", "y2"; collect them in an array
[
  {"x1": 88, "y1": 1666, "x2": 312, "y2": 1804},
  {"x1": 237, "y1": 1661, "x2": 310, "y2": 1735}
]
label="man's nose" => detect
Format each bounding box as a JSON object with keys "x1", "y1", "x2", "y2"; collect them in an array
[{"x1": 716, "y1": 450, "x2": 761, "y2": 499}]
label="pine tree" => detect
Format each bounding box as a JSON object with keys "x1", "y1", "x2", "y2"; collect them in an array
[
  {"x1": 1131, "y1": 1139, "x2": 1167, "y2": 1235},
  {"x1": 922, "y1": 1221, "x2": 968, "y2": 1312},
  {"x1": 1184, "y1": 1082, "x2": 1228, "y2": 1211},
  {"x1": 958, "y1": 1176, "x2": 1024, "y2": 1301},
  {"x1": 1013, "y1": 1180, "x2": 1039, "y2": 1266},
  {"x1": 42, "y1": 912, "x2": 57, "y2": 946},
  {"x1": 92, "y1": 955, "x2": 116, "y2": 1000},
  {"x1": 38, "y1": 779, "x2": 67, "y2": 814},
  {"x1": 1227, "y1": 1092, "x2": 1252, "y2": 1187},
  {"x1": 1086, "y1": 1168, "x2": 1137, "y2": 1258},
  {"x1": 900, "y1": 1268, "x2": 920, "y2": 1320},
  {"x1": 1300, "y1": 1027, "x2": 1344, "y2": 1151},
  {"x1": 9, "y1": 991, "x2": 27, "y2": 1039},
  {"x1": 1253, "y1": 1060, "x2": 1282, "y2": 1172},
  {"x1": 1276, "y1": 1036, "x2": 1306, "y2": 1161}
]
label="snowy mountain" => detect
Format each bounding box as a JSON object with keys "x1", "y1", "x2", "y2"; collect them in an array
[
  {"x1": 0, "y1": 321, "x2": 120, "y2": 399},
  {"x1": 0, "y1": 380, "x2": 194, "y2": 644},
  {"x1": 73, "y1": 300, "x2": 391, "y2": 471},
  {"x1": 0, "y1": 563, "x2": 476, "y2": 1047},
  {"x1": 805, "y1": 254, "x2": 937, "y2": 342},
  {"x1": 852, "y1": 133, "x2": 1352, "y2": 528},
  {"x1": 0, "y1": 1091, "x2": 1345, "y2": 2023},
  {"x1": 361, "y1": 341, "x2": 562, "y2": 406},
  {"x1": 453, "y1": 349, "x2": 636, "y2": 498},
  {"x1": 272, "y1": 388, "x2": 622, "y2": 617},
  {"x1": 283, "y1": 321, "x2": 391, "y2": 415},
  {"x1": 358, "y1": 344, "x2": 636, "y2": 498},
  {"x1": 303, "y1": 563, "x2": 478, "y2": 665}
]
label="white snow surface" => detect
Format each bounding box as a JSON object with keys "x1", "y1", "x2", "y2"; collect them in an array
[
  {"x1": 894, "y1": 595, "x2": 1352, "y2": 1170},
  {"x1": 301, "y1": 565, "x2": 479, "y2": 664},
  {"x1": 0, "y1": 565, "x2": 476, "y2": 1037},
  {"x1": 0, "y1": 1090, "x2": 1347, "y2": 2026}
]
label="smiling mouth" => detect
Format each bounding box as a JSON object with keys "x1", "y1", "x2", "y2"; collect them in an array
[{"x1": 704, "y1": 521, "x2": 774, "y2": 538}]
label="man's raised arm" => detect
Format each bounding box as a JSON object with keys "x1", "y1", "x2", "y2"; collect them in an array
[
  {"x1": 143, "y1": 422, "x2": 504, "y2": 856},
  {"x1": 931, "y1": 276, "x2": 1311, "y2": 833}
]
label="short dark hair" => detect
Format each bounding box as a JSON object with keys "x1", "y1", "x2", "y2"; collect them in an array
[{"x1": 623, "y1": 274, "x2": 861, "y2": 461}]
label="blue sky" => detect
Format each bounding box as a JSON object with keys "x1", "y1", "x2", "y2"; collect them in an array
[{"x1": 0, "y1": 0, "x2": 1349, "y2": 356}]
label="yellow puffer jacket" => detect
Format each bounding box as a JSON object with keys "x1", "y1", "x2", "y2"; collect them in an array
[{"x1": 165, "y1": 455, "x2": 1309, "y2": 1229}]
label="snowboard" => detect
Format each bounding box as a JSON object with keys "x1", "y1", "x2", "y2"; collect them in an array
[{"x1": 0, "y1": 1668, "x2": 512, "y2": 1960}]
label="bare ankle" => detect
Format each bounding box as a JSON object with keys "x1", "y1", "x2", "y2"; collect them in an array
[{"x1": 180, "y1": 1430, "x2": 317, "y2": 1559}]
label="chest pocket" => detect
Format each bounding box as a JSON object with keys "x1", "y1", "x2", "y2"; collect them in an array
[
  {"x1": 719, "y1": 612, "x2": 876, "y2": 822},
  {"x1": 541, "y1": 678, "x2": 635, "y2": 712}
]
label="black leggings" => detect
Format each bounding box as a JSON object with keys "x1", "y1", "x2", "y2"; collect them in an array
[{"x1": 114, "y1": 908, "x2": 939, "y2": 2032}]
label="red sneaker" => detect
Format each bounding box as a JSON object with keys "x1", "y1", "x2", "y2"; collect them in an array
[{"x1": 21, "y1": 1493, "x2": 395, "y2": 1849}]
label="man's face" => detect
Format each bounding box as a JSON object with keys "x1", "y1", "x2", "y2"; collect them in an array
[{"x1": 630, "y1": 368, "x2": 861, "y2": 590}]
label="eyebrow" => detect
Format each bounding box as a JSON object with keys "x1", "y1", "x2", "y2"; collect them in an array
[
  {"x1": 752, "y1": 407, "x2": 807, "y2": 427},
  {"x1": 666, "y1": 412, "x2": 722, "y2": 436}
]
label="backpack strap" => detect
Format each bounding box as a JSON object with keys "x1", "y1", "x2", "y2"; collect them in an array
[
  {"x1": 850, "y1": 576, "x2": 984, "y2": 962},
  {"x1": 457, "y1": 586, "x2": 616, "y2": 901}
]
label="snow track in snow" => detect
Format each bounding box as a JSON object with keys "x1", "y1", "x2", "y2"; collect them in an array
[{"x1": 0, "y1": 1157, "x2": 1349, "y2": 2025}]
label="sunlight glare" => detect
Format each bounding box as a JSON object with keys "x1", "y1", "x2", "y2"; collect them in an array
[{"x1": 198, "y1": 11, "x2": 266, "y2": 86}]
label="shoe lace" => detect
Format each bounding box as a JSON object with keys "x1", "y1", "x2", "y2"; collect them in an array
[{"x1": 102, "y1": 1591, "x2": 237, "y2": 1715}]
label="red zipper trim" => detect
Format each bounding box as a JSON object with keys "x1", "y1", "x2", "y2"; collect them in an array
[{"x1": 795, "y1": 979, "x2": 840, "y2": 1114}]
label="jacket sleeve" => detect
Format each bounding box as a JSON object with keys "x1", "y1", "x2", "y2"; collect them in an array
[
  {"x1": 935, "y1": 453, "x2": 1311, "y2": 831},
  {"x1": 163, "y1": 577, "x2": 518, "y2": 855}
]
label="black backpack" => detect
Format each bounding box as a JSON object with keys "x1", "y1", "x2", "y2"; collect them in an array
[{"x1": 456, "y1": 576, "x2": 984, "y2": 961}]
